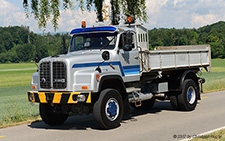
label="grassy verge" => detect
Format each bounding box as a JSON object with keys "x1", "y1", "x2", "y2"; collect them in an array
[
  {"x1": 0, "y1": 63, "x2": 35, "y2": 70},
  {"x1": 0, "y1": 63, "x2": 39, "y2": 127},
  {"x1": 191, "y1": 129, "x2": 225, "y2": 141},
  {"x1": 0, "y1": 86, "x2": 40, "y2": 127},
  {"x1": 0, "y1": 70, "x2": 36, "y2": 87}
]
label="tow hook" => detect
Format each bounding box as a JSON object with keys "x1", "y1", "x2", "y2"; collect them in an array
[{"x1": 135, "y1": 101, "x2": 142, "y2": 107}]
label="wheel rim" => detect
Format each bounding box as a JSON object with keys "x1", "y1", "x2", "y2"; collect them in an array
[
  {"x1": 187, "y1": 86, "x2": 196, "y2": 104},
  {"x1": 105, "y1": 98, "x2": 119, "y2": 121}
]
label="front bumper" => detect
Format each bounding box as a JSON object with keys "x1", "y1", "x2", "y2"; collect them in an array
[{"x1": 27, "y1": 91, "x2": 91, "y2": 104}]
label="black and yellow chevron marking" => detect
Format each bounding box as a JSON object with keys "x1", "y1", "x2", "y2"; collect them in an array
[{"x1": 27, "y1": 91, "x2": 91, "y2": 104}]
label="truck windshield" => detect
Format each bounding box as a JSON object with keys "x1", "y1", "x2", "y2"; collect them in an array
[{"x1": 70, "y1": 32, "x2": 117, "y2": 52}]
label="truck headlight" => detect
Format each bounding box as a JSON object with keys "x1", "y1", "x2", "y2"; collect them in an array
[
  {"x1": 72, "y1": 95, "x2": 86, "y2": 102},
  {"x1": 29, "y1": 93, "x2": 34, "y2": 101}
]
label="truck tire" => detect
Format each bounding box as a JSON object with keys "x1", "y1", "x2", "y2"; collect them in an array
[
  {"x1": 177, "y1": 79, "x2": 198, "y2": 111},
  {"x1": 130, "y1": 98, "x2": 155, "y2": 110},
  {"x1": 40, "y1": 103, "x2": 68, "y2": 126},
  {"x1": 93, "y1": 89, "x2": 124, "y2": 129}
]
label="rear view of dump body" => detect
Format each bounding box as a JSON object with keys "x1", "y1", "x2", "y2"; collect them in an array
[{"x1": 140, "y1": 45, "x2": 211, "y2": 73}]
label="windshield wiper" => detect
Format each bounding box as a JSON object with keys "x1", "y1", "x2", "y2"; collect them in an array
[{"x1": 100, "y1": 38, "x2": 115, "y2": 51}]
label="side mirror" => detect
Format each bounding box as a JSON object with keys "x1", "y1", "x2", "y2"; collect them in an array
[
  {"x1": 102, "y1": 51, "x2": 110, "y2": 61},
  {"x1": 62, "y1": 36, "x2": 68, "y2": 54},
  {"x1": 63, "y1": 48, "x2": 68, "y2": 54},
  {"x1": 35, "y1": 54, "x2": 41, "y2": 63}
]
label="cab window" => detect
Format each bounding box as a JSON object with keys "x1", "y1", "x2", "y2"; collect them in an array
[{"x1": 118, "y1": 33, "x2": 135, "y2": 49}]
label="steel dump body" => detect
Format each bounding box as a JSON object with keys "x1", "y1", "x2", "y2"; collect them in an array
[{"x1": 140, "y1": 45, "x2": 211, "y2": 73}]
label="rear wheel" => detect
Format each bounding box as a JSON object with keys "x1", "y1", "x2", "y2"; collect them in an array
[
  {"x1": 40, "y1": 103, "x2": 68, "y2": 126},
  {"x1": 93, "y1": 89, "x2": 124, "y2": 129},
  {"x1": 130, "y1": 98, "x2": 155, "y2": 110},
  {"x1": 177, "y1": 79, "x2": 198, "y2": 111}
]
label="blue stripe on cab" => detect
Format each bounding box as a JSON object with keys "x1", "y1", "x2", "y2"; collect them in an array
[
  {"x1": 123, "y1": 65, "x2": 140, "y2": 70},
  {"x1": 72, "y1": 62, "x2": 140, "y2": 76},
  {"x1": 124, "y1": 71, "x2": 140, "y2": 75},
  {"x1": 123, "y1": 65, "x2": 140, "y2": 75},
  {"x1": 72, "y1": 61, "x2": 125, "y2": 76}
]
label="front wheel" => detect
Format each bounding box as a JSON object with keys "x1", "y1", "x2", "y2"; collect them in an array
[
  {"x1": 93, "y1": 89, "x2": 124, "y2": 129},
  {"x1": 40, "y1": 103, "x2": 68, "y2": 126},
  {"x1": 177, "y1": 79, "x2": 198, "y2": 111}
]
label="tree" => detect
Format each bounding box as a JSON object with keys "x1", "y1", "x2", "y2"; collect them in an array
[
  {"x1": 23, "y1": 0, "x2": 148, "y2": 30},
  {"x1": 16, "y1": 44, "x2": 35, "y2": 62},
  {"x1": 121, "y1": 0, "x2": 147, "y2": 23}
]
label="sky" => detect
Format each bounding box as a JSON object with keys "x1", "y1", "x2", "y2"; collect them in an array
[{"x1": 0, "y1": 0, "x2": 225, "y2": 33}]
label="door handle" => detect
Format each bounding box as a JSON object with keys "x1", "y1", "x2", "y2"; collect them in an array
[{"x1": 134, "y1": 56, "x2": 139, "y2": 59}]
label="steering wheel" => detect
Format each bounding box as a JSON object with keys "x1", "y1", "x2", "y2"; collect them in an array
[{"x1": 76, "y1": 43, "x2": 83, "y2": 49}]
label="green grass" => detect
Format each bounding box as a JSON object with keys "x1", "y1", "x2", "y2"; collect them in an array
[
  {"x1": 0, "y1": 63, "x2": 39, "y2": 127},
  {"x1": 0, "y1": 70, "x2": 36, "y2": 88},
  {"x1": 0, "y1": 63, "x2": 36, "y2": 70},
  {"x1": 191, "y1": 129, "x2": 225, "y2": 141},
  {"x1": 201, "y1": 59, "x2": 225, "y2": 92},
  {"x1": 0, "y1": 63, "x2": 37, "y2": 88},
  {"x1": 0, "y1": 86, "x2": 39, "y2": 127}
]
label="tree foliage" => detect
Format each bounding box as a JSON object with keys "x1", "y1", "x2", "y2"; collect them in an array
[
  {"x1": 23, "y1": 0, "x2": 147, "y2": 29},
  {"x1": 0, "y1": 21, "x2": 224, "y2": 63},
  {"x1": 0, "y1": 26, "x2": 70, "y2": 63},
  {"x1": 121, "y1": 0, "x2": 147, "y2": 23},
  {"x1": 149, "y1": 21, "x2": 225, "y2": 58}
]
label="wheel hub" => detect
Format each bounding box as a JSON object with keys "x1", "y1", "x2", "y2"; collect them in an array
[
  {"x1": 107, "y1": 102, "x2": 117, "y2": 116},
  {"x1": 187, "y1": 86, "x2": 196, "y2": 104},
  {"x1": 105, "y1": 98, "x2": 119, "y2": 121}
]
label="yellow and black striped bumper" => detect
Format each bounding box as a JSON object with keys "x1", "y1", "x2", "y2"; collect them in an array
[{"x1": 27, "y1": 91, "x2": 91, "y2": 104}]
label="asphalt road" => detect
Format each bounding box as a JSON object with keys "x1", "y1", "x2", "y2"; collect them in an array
[{"x1": 1, "y1": 91, "x2": 225, "y2": 141}]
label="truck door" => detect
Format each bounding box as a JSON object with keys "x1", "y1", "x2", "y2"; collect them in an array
[{"x1": 118, "y1": 31, "x2": 140, "y2": 82}]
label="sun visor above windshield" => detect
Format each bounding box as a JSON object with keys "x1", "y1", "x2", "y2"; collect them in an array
[{"x1": 70, "y1": 26, "x2": 118, "y2": 35}]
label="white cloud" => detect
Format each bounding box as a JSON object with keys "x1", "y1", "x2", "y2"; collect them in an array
[
  {"x1": 0, "y1": 0, "x2": 225, "y2": 32},
  {"x1": 145, "y1": 0, "x2": 225, "y2": 29},
  {"x1": 57, "y1": 9, "x2": 96, "y2": 32},
  {"x1": 0, "y1": 0, "x2": 97, "y2": 33},
  {"x1": 0, "y1": 0, "x2": 19, "y2": 16},
  {"x1": 191, "y1": 14, "x2": 224, "y2": 27},
  {"x1": 0, "y1": 0, "x2": 39, "y2": 31},
  {"x1": 146, "y1": 0, "x2": 168, "y2": 14}
]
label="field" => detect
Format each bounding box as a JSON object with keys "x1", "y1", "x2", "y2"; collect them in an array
[
  {"x1": 0, "y1": 59, "x2": 225, "y2": 127},
  {"x1": 200, "y1": 59, "x2": 225, "y2": 92},
  {"x1": 0, "y1": 63, "x2": 39, "y2": 127}
]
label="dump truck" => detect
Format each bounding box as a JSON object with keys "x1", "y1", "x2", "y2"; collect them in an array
[{"x1": 27, "y1": 22, "x2": 211, "y2": 129}]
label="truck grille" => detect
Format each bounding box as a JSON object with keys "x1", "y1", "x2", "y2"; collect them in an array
[
  {"x1": 53, "y1": 62, "x2": 67, "y2": 89},
  {"x1": 39, "y1": 61, "x2": 67, "y2": 89},
  {"x1": 40, "y1": 62, "x2": 51, "y2": 89}
]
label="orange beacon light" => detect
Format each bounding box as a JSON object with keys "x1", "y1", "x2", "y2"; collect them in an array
[{"x1": 81, "y1": 21, "x2": 86, "y2": 28}]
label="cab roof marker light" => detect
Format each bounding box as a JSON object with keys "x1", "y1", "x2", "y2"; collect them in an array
[
  {"x1": 82, "y1": 21, "x2": 86, "y2": 28},
  {"x1": 127, "y1": 17, "x2": 132, "y2": 23}
]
